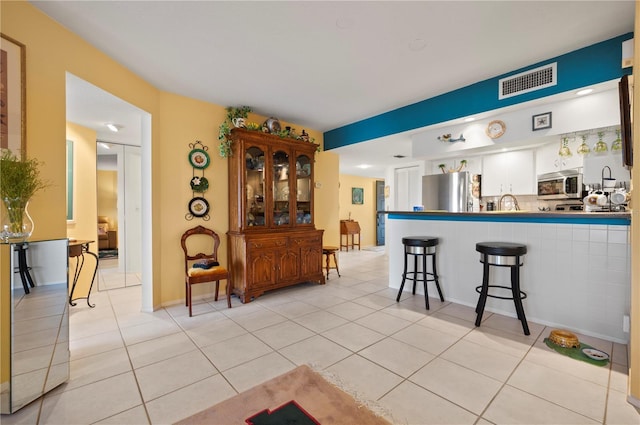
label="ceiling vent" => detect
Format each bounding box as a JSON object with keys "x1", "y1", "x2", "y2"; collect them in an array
[{"x1": 499, "y1": 63, "x2": 557, "y2": 100}]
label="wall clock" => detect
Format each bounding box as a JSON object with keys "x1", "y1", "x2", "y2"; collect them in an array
[{"x1": 486, "y1": 120, "x2": 506, "y2": 139}]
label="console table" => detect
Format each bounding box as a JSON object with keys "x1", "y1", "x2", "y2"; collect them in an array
[
  {"x1": 68, "y1": 239, "x2": 99, "y2": 307},
  {"x1": 340, "y1": 220, "x2": 361, "y2": 251}
]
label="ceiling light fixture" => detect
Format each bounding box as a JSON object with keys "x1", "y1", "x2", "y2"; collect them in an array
[
  {"x1": 576, "y1": 88, "x2": 593, "y2": 96},
  {"x1": 106, "y1": 123, "x2": 119, "y2": 132},
  {"x1": 357, "y1": 164, "x2": 372, "y2": 169}
]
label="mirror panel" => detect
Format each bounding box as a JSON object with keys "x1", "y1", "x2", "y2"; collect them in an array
[{"x1": 1, "y1": 239, "x2": 69, "y2": 413}]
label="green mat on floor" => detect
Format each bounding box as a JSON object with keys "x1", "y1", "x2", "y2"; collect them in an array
[{"x1": 544, "y1": 338, "x2": 609, "y2": 367}]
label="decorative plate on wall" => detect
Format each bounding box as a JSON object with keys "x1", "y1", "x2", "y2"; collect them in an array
[
  {"x1": 188, "y1": 197, "x2": 210, "y2": 217},
  {"x1": 190, "y1": 176, "x2": 209, "y2": 192},
  {"x1": 188, "y1": 148, "x2": 210, "y2": 169}
]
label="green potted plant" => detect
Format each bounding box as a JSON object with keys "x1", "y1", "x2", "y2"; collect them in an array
[
  {"x1": 218, "y1": 105, "x2": 252, "y2": 158},
  {"x1": 1, "y1": 149, "x2": 50, "y2": 242}
]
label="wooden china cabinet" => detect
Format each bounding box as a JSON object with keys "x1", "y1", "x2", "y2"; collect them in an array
[{"x1": 227, "y1": 128, "x2": 324, "y2": 303}]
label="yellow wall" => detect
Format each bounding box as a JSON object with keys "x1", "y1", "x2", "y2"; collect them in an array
[
  {"x1": 1, "y1": 2, "x2": 336, "y2": 308},
  {"x1": 314, "y1": 151, "x2": 340, "y2": 247},
  {"x1": 338, "y1": 174, "x2": 380, "y2": 248},
  {"x1": 97, "y1": 170, "x2": 118, "y2": 230}
]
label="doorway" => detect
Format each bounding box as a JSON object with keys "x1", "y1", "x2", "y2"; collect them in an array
[
  {"x1": 66, "y1": 72, "x2": 153, "y2": 311},
  {"x1": 376, "y1": 180, "x2": 385, "y2": 246},
  {"x1": 97, "y1": 142, "x2": 142, "y2": 289}
]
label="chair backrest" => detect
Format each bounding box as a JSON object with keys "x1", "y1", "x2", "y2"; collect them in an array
[{"x1": 180, "y1": 225, "x2": 221, "y2": 274}]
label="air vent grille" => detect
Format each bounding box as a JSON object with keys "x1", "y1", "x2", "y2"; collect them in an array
[{"x1": 499, "y1": 63, "x2": 557, "y2": 99}]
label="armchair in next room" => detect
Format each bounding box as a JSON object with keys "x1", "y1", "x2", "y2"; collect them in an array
[{"x1": 97, "y1": 216, "x2": 118, "y2": 250}]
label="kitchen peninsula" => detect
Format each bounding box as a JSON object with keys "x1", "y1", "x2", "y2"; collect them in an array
[{"x1": 386, "y1": 210, "x2": 631, "y2": 343}]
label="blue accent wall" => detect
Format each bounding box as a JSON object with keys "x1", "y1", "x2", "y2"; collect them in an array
[{"x1": 324, "y1": 33, "x2": 633, "y2": 150}]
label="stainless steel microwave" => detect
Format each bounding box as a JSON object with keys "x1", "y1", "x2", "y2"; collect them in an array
[{"x1": 537, "y1": 169, "x2": 584, "y2": 200}]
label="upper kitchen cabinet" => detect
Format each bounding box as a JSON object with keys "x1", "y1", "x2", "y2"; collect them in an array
[
  {"x1": 482, "y1": 150, "x2": 535, "y2": 196},
  {"x1": 535, "y1": 139, "x2": 584, "y2": 175}
]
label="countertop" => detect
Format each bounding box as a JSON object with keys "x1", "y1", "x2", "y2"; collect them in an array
[{"x1": 381, "y1": 209, "x2": 631, "y2": 225}]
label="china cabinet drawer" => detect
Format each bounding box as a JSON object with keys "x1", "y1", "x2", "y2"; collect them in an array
[{"x1": 248, "y1": 238, "x2": 288, "y2": 250}]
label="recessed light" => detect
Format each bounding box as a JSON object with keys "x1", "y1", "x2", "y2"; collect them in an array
[
  {"x1": 106, "y1": 123, "x2": 119, "y2": 132},
  {"x1": 464, "y1": 117, "x2": 475, "y2": 122},
  {"x1": 357, "y1": 164, "x2": 371, "y2": 169},
  {"x1": 576, "y1": 88, "x2": 593, "y2": 96},
  {"x1": 393, "y1": 155, "x2": 406, "y2": 158}
]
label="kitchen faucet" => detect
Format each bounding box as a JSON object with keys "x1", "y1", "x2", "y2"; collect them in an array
[{"x1": 499, "y1": 193, "x2": 520, "y2": 211}]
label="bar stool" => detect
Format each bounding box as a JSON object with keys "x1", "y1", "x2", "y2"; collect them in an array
[
  {"x1": 475, "y1": 242, "x2": 529, "y2": 335},
  {"x1": 396, "y1": 236, "x2": 444, "y2": 309},
  {"x1": 322, "y1": 246, "x2": 340, "y2": 280},
  {"x1": 14, "y1": 243, "x2": 35, "y2": 294}
]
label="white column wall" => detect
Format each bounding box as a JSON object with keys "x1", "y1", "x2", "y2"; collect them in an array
[{"x1": 388, "y1": 216, "x2": 631, "y2": 343}]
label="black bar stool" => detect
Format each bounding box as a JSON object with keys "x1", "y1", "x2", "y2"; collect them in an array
[
  {"x1": 396, "y1": 236, "x2": 444, "y2": 309},
  {"x1": 475, "y1": 242, "x2": 529, "y2": 335},
  {"x1": 14, "y1": 243, "x2": 35, "y2": 294}
]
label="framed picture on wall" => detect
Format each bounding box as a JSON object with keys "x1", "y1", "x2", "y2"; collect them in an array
[
  {"x1": 532, "y1": 112, "x2": 552, "y2": 131},
  {"x1": 352, "y1": 187, "x2": 364, "y2": 205},
  {"x1": 0, "y1": 34, "x2": 26, "y2": 157}
]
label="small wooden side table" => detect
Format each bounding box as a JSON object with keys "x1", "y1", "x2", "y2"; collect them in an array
[
  {"x1": 68, "y1": 240, "x2": 99, "y2": 308},
  {"x1": 322, "y1": 246, "x2": 340, "y2": 280},
  {"x1": 340, "y1": 220, "x2": 361, "y2": 251}
]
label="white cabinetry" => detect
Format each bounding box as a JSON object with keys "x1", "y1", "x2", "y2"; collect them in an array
[
  {"x1": 482, "y1": 150, "x2": 535, "y2": 196},
  {"x1": 535, "y1": 141, "x2": 584, "y2": 175}
]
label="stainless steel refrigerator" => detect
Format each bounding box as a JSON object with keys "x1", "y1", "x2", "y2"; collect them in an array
[{"x1": 422, "y1": 171, "x2": 472, "y2": 212}]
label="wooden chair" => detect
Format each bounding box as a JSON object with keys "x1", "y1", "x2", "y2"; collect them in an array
[{"x1": 180, "y1": 225, "x2": 231, "y2": 316}]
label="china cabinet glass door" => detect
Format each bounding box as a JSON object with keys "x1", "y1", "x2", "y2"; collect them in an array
[
  {"x1": 295, "y1": 154, "x2": 312, "y2": 224},
  {"x1": 272, "y1": 150, "x2": 290, "y2": 226},
  {"x1": 245, "y1": 146, "x2": 265, "y2": 227}
]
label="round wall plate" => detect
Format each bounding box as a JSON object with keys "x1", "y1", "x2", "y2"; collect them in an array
[
  {"x1": 190, "y1": 176, "x2": 209, "y2": 193},
  {"x1": 188, "y1": 197, "x2": 210, "y2": 217},
  {"x1": 188, "y1": 148, "x2": 210, "y2": 169}
]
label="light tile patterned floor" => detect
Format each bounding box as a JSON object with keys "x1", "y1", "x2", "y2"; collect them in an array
[{"x1": 2, "y1": 248, "x2": 638, "y2": 424}]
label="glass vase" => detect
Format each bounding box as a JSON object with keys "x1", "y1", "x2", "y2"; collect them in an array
[{"x1": 1, "y1": 197, "x2": 34, "y2": 243}]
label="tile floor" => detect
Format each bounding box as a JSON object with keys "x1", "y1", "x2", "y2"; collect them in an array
[
  {"x1": 96, "y1": 257, "x2": 141, "y2": 291},
  {"x1": 2, "y1": 248, "x2": 639, "y2": 424}
]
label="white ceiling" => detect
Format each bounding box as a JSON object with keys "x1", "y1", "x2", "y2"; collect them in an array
[{"x1": 33, "y1": 1, "x2": 635, "y2": 177}]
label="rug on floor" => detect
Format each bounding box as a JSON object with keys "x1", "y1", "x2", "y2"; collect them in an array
[
  {"x1": 174, "y1": 365, "x2": 393, "y2": 425},
  {"x1": 98, "y1": 249, "x2": 118, "y2": 259}
]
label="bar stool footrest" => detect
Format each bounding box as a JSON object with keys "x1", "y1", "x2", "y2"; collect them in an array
[
  {"x1": 475, "y1": 284, "x2": 527, "y2": 301},
  {"x1": 404, "y1": 271, "x2": 437, "y2": 282}
]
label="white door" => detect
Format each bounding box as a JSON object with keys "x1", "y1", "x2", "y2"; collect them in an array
[{"x1": 394, "y1": 166, "x2": 421, "y2": 211}]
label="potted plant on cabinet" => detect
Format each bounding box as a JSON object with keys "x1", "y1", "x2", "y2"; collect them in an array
[
  {"x1": 0, "y1": 149, "x2": 50, "y2": 242},
  {"x1": 218, "y1": 105, "x2": 252, "y2": 158}
]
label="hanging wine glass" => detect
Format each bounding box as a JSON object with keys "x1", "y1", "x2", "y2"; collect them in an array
[
  {"x1": 577, "y1": 133, "x2": 591, "y2": 155},
  {"x1": 558, "y1": 136, "x2": 572, "y2": 157},
  {"x1": 593, "y1": 131, "x2": 608, "y2": 154},
  {"x1": 611, "y1": 128, "x2": 622, "y2": 151}
]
